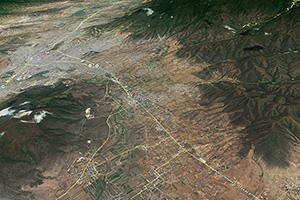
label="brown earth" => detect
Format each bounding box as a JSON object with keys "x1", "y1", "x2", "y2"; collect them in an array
[{"x1": 0, "y1": 0, "x2": 300, "y2": 200}]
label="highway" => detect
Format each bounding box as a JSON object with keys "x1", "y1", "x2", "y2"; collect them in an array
[{"x1": 5, "y1": 0, "x2": 300, "y2": 199}]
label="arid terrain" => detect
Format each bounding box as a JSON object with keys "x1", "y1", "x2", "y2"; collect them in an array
[{"x1": 0, "y1": 0, "x2": 300, "y2": 199}]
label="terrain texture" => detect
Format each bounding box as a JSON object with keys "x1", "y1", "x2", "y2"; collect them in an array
[{"x1": 0, "y1": 0, "x2": 300, "y2": 199}]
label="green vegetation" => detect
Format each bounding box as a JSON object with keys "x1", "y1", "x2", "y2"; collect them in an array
[
  {"x1": 28, "y1": 70, "x2": 49, "y2": 79},
  {"x1": 84, "y1": 177, "x2": 107, "y2": 200},
  {"x1": 126, "y1": 188, "x2": 133, "y2": 194},
  {"x1": 71, "y1": 9, "x2": 87, "y2": 17},
  {"x1": 66, "y1": 67, "x2": 76, "y2": 73},
  {"x1": 1, "y1": 71, "x2": 14, "y2": 79},
  {"x1": 260, "y1": 172, "x2": 264, "y2": 177},
  {"x1": 108, "y1": 172, "x2": 120, "y2": 182}
]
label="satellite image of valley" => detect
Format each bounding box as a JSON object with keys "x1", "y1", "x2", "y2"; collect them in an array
[{"x1": 0, "y1": 0, "x2": 300, "y2": 199}]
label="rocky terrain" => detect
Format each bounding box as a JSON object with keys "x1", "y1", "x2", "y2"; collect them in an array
[{"x1": 0, "y1": 0, "x2": 300, "y2": 199}]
